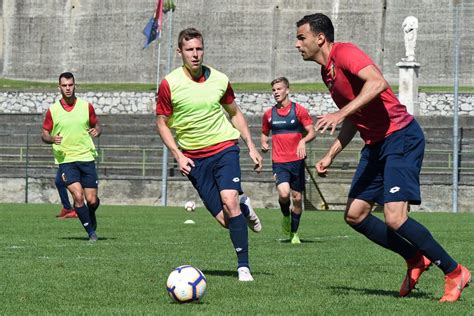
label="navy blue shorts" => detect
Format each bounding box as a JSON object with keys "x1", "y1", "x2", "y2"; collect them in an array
[
  {"x1": 349, "y1": 120, "x2": 424, "y2": 205},
  {"x1": 272, "y1": 160, "x2": 305, "y2": 192},
  {"x1": 59, "y1": 161, "x2": 99, "y2": 189},
  {"x1": 187, "y1": 145, "x2": 243, "y2": 217}
]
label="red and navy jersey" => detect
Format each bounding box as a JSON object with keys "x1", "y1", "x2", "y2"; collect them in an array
[
  {"x1": 262, "y1": 102, "x2": 313, "y2": 163},
  {"x1": 271, "y1": 102, "x2": 304, "y2": 135},
  {"x1": 322, "y1": 42, "x2": 413, "y2": 144}
]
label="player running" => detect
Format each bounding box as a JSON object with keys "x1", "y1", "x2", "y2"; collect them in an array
[
  {"x1": 42, "y1": 72, "x2": 101, "y2": 242},
  {"x1": 156, "y1": 28, "x2": 263, "y2": 281},
  {"x1": 295, "y1": 13, "x2": 470, "y2": 302},
  {"x1": 261, "y1": 77, "x2": 315, "y2": 243}
]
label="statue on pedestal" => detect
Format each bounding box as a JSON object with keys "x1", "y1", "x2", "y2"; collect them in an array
[{"x1": 402, "y1": 16, "x2": 418, "y2": 62}]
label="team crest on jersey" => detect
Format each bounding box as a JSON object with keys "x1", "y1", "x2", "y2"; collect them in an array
[
  {"x1": 330, "y1": 63, "x2": 336, "y2": 79},
  {"x1": 326, "y1": 63, "x2": 336, "y2": 90}
]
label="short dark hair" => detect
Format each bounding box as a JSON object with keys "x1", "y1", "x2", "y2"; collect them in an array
[
  {"x1": 178, "y1": 28, "x2": 204, "y2": 49},
  {"x1": 59, "y1": 72, "x2": 75, "y2": 83},
  {"x1": 271, "y1": 77, "x2": 290, "y2": 88},
  {"x1": 296, "y1": 13, "x2": 334, "y2": 42}
]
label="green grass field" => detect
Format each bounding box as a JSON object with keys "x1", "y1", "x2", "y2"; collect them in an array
[{"x1": 0, "y1": 203, "x2": 472, "y2": 315}]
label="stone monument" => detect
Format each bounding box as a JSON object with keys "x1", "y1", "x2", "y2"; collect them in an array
[{"x1": 397, "y1": 16, "x2": 420, "y2": 116}]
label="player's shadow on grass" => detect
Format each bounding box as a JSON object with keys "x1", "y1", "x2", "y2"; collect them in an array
[
  {"x1": 60, "y1": 236, "x2": 115, "y2": 241},
  {"x1": 328, "y1": 285, "x2": 432, "y2": 299},
  {"x1": 203, "y1": 269, "x2": 274, "y2": 277}
]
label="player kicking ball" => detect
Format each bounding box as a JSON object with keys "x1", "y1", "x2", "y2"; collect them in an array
[{"x1": 156, "y1": 28, "x2": 263, "y2": 281}]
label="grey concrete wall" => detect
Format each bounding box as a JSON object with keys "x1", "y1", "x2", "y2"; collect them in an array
[
  {"x1": 0, "y1": 177, "x2": 473, "y2": 213},
  {"x1": 0, "y1": 0, "x2": 473, "y2": 85}
]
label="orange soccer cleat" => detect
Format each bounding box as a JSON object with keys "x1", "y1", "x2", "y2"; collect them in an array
[
  {"x1": 62, "y1": 210, "x2": 78, "y2": 218},
  {"x1": 56, "y1": 208, "x2": 78, "y2": 219},
  {"x1": 56, "y1": 208, "x2": 69, "y2": 217},
  {"x1": 439, "y1": 264, "x2": 471, "y2": 303},
  {"x1": 399, "y1": 253, "x2": 432, "y2": 297}
]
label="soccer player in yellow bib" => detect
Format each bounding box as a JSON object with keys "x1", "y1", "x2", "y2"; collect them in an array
[
  {"x1": 156, "y1": 28, "x2": 263, "y2": 281},
  {"x1": 42, "y1": 72, "x2": 101, "y2": 242}
]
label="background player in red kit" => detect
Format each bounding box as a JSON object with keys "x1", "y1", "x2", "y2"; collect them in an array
[{"x1": 261, "y1": 77, "x2": 315, "y2": 244}]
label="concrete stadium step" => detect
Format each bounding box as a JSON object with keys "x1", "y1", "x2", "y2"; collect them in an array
[
  {"x1": 98, "y1": 166, "x2": 162, "y2": 177},
  {"x1": 94, "y1": 165, "x2": 275, "y2": 181},
  {"x1": 100, "y1": 123, "x2": 156, "y2": 135},
  {"x1": 2, "y1": 114, "x2": 474, "y2": 188},
  {"x1": 0, "y1": 133, "x2": 42, "y2": 145},
  {"x1": 304, "y1": 169, "x2": 474, "y2": 186},
  {"x1": 98, "y1": 135, "x2": 162, "y2": 147},
  {"x1": 1, "y1": 151, "x2": 468, "y2": 171},
  {"x1": 2, "y1": 113, "x2": 473, "y2": 127},
  {"x1": 0, "y1": 113, "x2": 44, "y2": 125},
  {"x1": 1, "y1": 123, "x2": 43, "y2": 134},
  {"x1": 0, "y1": 165, "x2": 56, "y2": 177},
  {"x1": 98, "y1": 114, "x2": 156, "y2": 126},
  {"x1": 417, "y1": 116, "x2": 474, "y2": 128}
]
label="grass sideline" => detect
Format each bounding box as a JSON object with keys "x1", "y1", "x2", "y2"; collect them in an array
[
  {"x1": 0, "y1": 203, "x2": 472, "y2": 314},
  {"x1": 1, "y1": 77, "x2": 473, "y2": 93}
]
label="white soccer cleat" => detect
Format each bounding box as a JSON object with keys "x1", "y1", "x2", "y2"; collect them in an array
[
  {"x1": 238, "y1": 267, "x2": 254, "y2": 282},
  {"x1": 240, "y1": 195, "x2": 262, "y2": 233}
]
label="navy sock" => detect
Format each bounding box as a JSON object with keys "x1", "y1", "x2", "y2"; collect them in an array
[
  {"x1": 88, "y1": 198, "x2": 100, "y2": 231},
  {"x1": 55, "y1": 172, "x2": 72, "y2": 210},
  {"x1": 351, "y1": 213, "x2": 418, "y2": 260},
  {"x1": 291, "y1": 212, "x2": 302, "y2": 233},
  {"x1": 228, "y1": 214, "x2": 249, "y2": 269},
  {"x1": 279, "y1": 199, "x2": 291, "y2": 217},
  {"x1": 396, "y1": 217, "x2": 458, "y2": 274},
  {"x1": 239, "y1": 197, "x2": 250, "y2": 217},
  {"x1": 75, "y1": 205, "x2": 95, "y2": 236}
]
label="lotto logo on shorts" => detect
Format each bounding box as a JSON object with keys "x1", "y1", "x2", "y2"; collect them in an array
[
  {"x1": 389, "y1": 186, "x2": 401, "y2": 193},
  {"x1": 232, "y1": 177, "x2": 240, "y2": 183}
]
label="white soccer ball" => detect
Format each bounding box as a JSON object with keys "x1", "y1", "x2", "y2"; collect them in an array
[
  {"x1": 166, "y1": 265, "x2": 207, "y2": 303},
  {"x1": 184, "y1": 200, "x2": 196, "y2": 212}
]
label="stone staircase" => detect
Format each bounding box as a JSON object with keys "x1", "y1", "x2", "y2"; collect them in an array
[{"x1": 1, "y1": 114, "x2": 473, "y2": 186}]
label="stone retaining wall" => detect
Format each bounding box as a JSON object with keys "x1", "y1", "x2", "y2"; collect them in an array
[
  {"x1": 0, "y1": 92, "x2": 473, "y2": 116},
  {"x1": 0, "y1": 177, "x2": 472, "y2": 213}
]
